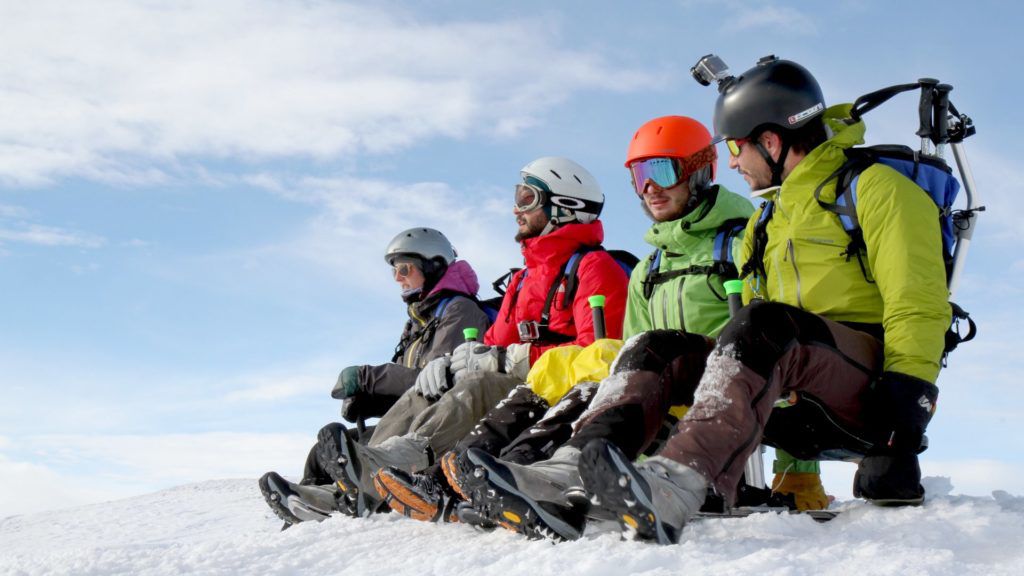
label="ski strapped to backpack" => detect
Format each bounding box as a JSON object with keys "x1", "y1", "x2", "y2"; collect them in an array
[
  {"x1": 742, "y1": 78, "x2": 983, "y2": 360},
  {"x1": 495, "y1": 246, "x2": 638, "y2": 345},
  {"x1": 642, "y1": 218, "x2": 748, "y2": 300}
]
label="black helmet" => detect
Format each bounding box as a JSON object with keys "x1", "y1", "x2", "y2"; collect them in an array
[{"x1": 713, "y1": 55, "x2": 825, "y2": 140}]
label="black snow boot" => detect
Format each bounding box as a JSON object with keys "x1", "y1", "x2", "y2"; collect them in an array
[{"x1": 259, "y1": 471, "x2": 346, "y2": 528}]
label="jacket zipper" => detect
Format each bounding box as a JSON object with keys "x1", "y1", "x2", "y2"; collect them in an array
[
  {"x1": 404, "y1": 307, "x2": 429, "y2": 368},
  {"x1": 660, "y1": 281, "x2": 671, "y2": 329},
  {"x1": 797, "y1": 393, "x2": 874, "y2": 452},
  {"x1": 676, "y1": 276, "x2": 687, "y2": 331},
  {"x1": 785, "y1": 239, "x2": 804, "y2": 309}
]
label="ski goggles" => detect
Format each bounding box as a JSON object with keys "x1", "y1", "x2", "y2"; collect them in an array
[
  {"x1": 725, "y1": 137, "x2": 749, "y2": 158},
  {"x1": 514, "y1": 182, "x2": 547, "y2": 213},
  {"x1": 628, "y1": 146, "x2": 717, "y2": 196}
]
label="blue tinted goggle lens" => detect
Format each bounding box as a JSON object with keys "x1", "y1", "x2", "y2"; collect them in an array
[{"x1": 629, "y1": 158, "x2": 681, "y2": 195}]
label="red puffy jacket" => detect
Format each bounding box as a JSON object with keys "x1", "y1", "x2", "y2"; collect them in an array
[{"x1": 485, "y1": 221, "x2": 628, "y2": 364}]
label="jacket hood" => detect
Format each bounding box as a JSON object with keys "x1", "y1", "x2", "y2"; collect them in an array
[
  {"x1": 520, "y1": 221, "x2": 604, "y2": 268},
  {"x1": 428, "y1": 259, "x2": 480, "y2": 297}
]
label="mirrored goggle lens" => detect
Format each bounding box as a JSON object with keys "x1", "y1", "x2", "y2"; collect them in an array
[
  {"x1": 726, "y1": 138, "x2": 745, "y2": 157},
  {"x1": 392, "y1": 262, "x2": 416, "y2": 278},
  {"x1": 629, "y1": 158, "x2": 681, "y2": 195},
  {"x1": 514, "y1": 183, "x2": 545, "y2": 212}
]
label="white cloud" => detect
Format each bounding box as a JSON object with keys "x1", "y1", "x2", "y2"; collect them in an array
[
  {"x1": 0, "y1": 1, "x2": 647, "y2": 186},
  {"x1": 224, "y1": 363, "x2": 341, "y2": 402},
  {"x1": 0, "y1": 223, "x2": 105, "y2": 248},
  {"x1": 727, "y1": 5, "x2": 818, "y2": 35},
  {"x1": 244, "y1": 173, "x2": 521, "y2": 295}
]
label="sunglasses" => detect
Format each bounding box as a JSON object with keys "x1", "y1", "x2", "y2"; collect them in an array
[
  {"x1": 392, "y1": 261, "x2": 418, "y2": 279},
  {"x1": 514, "y1": 182, "x2": 547, "y2": 213},
  {"x1": 726, "y1": 137, "x2": 749, "y2": 158}
]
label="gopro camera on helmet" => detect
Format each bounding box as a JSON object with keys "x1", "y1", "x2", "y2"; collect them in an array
[{"x1": 691, "y1": 54, "x2": 734, "y2": 91}]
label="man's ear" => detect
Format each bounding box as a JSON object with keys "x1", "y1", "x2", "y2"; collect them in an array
[{"x1": 759, "y1": 130, "x2": 784, "y2": 161}]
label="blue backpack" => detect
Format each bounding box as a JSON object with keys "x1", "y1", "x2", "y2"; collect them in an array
[{"x1": 742, "y1": 80, "x2": 983, "y2": 360}]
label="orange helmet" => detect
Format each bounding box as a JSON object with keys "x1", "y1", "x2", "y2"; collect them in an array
[{"x1": 625, "y1": 115, "x2": 717, "y2": 183}]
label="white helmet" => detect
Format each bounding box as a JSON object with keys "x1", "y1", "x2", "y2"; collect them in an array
[
  {"x1": 519, "y1": 157, "x2": 604, "y2": 231},
  {"x1": 384, "y1": 227, "x2": 457, "y2": 266}
]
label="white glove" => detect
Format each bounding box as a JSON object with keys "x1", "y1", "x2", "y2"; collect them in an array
[
  {"x1": 503, "y1": 343, "x2": 532, "y2": 380},
  {"x1": 449, "y1": 341, "x2": 504, "y2": 377},
  {"x1": 413, "y1": 354, "x2": 452, "y2": 401}
]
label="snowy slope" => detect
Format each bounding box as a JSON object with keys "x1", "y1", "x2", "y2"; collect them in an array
[{"x1": 2, "y1": 478, "x2": 1023, "y2": 576}]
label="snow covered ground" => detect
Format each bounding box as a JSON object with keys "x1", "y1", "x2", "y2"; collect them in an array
[{"x1": 2, "y1": 477, "x2": 1023, "y2": 575}]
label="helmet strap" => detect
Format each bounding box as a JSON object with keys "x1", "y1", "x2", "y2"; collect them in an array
[
  {"x1": 684, "y1": 165, "x2": 714, "y2": 212},
  {"x1": 754, "y1": 139, "x2": 790, "y2": 187}
]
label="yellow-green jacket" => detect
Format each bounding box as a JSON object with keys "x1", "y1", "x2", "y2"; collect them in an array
[
  {"x1": 625, "y1": 185, "x2": 755, "y2": 339},
  {"x1": 740, "y1": 104, "x2": 949, "y2": 383}
]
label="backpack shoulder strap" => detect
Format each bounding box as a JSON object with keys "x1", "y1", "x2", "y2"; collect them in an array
[
  {"x1": 433, "y1": 296, "x2": 453, "y2": 319},
  {"x1": 711, "y1": 217, "x2": 748, "y2": 278},
  {"x1": 642, "y1": 249, "x2": 663, "y2": 299},
  {"x1": 740, "y1": 200, "x2": 775, "y2": 282},
  {"x1": 814, "y1": 148, "x2": 875, "y2": 251}
]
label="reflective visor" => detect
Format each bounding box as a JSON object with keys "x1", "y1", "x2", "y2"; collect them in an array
[
  {"x1": 726, "y1": 138, "x2": 747, "y2": 157},
  {"x1": 514, "y1": 182, "x2": 546, "y2": 213},
  {"x1": 628, "y1": 157, "x2": 681, "y2": 196}
]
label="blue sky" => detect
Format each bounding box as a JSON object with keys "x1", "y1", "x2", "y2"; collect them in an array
[{"x1": 2, "y1": 0, "x2": 1021, "y2": 516}]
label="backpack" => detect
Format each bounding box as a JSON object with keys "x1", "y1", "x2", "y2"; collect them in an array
[
  {"x1": 391, "y1": 293, "x2": 497, "y2": 364},
  {"x1": 642, "y1": 218, "x2": 748, "y2": 301},
  {"x1": 741, "y1": 79, "x2": 983, "y2": 360},
  {"x1": 491, "y1": 246, "x2": 639, "y2": 344}
]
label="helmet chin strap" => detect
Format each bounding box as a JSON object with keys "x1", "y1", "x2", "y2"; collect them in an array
[
  {"x1": 754, "y1": 140, "x2": 790, "y2": 187},
  {"x1": 540, "y1": 205, "x2": 577, "y2": 236},
  {"x1": 684, "y1": 165, "x2": 714, "y2": 212}
]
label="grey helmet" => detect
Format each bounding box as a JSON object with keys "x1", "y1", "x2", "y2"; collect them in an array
[
  {"x1": 384, "y1": 227, "x2": 457, "y2": 266},
  {"x1": 713, "y1": 55, "x2": 825, "y2": 141}
]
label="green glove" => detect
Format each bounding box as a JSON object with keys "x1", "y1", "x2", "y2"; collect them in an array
[{"x1": 331, "y1": 365, "x2": 363, "y2": 399}]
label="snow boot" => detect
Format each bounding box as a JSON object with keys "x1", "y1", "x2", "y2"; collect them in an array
[
  {"x1": 853, "y1": 453, "x2": 926, "y2": 506},
  {"x1": 464, "y1": 446, "x2": 587, "y2": 541},
  {"x1": 440, "y1": 450, "x2": 481, "y2": 501},
  {"x1": 578, "y1": 439, "x2": 706, "y2": 545},
  {"x1": 258, "y1": 471, "x2": 346, "y2": 528},
  {"x1": 373, "y1": 465, "x2": 460, "y2": 523},
  {"x1": 316, "y1": 422, "x2": 432, "y2": 517}
]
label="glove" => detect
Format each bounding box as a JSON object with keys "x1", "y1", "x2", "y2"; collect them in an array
[
  {"x1": 331, "y1": 365, "x2": 363, "y2": 399},
  {"x1": 864, "y1": 371, "x2": 939, "y2": 454},
  {"x1": 503, "y1": 343, "x2": 531, "y2": 380},
  {"x1": 771, "y1": 472, "x2": 831, "y2": 511},
  {"x1": 852, "y1": 371, "x2": 938, "y2": 505},
  {"x1": 449, "y1": 341, "x2": 504, "y2": 377},
  {"x1": 413, "y1": 355, "x2": 452, "y2": 401},
  {"x1": 341, "y1": 395, "x2": 364, "y2": 423}
]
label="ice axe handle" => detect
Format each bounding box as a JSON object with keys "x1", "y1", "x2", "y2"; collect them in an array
[
  {"x1": 724, "y1": 280, "x2": 744, "y2": 317},
  {"x1": 916, "y1": 78, "x2": 938, "y2": 140}
]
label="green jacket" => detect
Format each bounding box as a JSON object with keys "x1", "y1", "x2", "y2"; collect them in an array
[
  {"x1": 739, "y1": 104, "x2": 949, "y2": 383},
  {"x1": 624, "y1": 185, "x2": 755, "y2": 339}
]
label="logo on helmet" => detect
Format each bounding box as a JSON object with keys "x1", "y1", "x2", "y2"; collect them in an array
[
  {"x1": 550, "y1": 196, "x2": 587, "y2": 210},
  {"x1": 788, "y1": 103, "x2": 824, "y2": 125}
]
